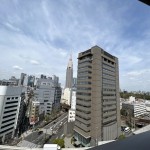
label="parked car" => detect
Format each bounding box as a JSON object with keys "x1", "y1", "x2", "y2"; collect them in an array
[{"x1": 38, "y1": 131, "x2": 43, "y2": 135}]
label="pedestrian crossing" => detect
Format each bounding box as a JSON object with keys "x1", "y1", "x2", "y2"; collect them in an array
[{"x1": 17, "y1": 140, "x2": 39, "y2": 148}]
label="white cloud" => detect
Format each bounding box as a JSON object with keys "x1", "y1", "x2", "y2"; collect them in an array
[
  {"x1": 12, "y1": 65, "x2": 23, "y2": 70},
  {"x1": 4, "y1": 22, "x2": 21, "y2": 32},
  {"x1": 30, "y1": 60, "x2": 40, "y2": 65},
  {"x1": 0, "y1": 0, "x2": 149, "y2": 90}
]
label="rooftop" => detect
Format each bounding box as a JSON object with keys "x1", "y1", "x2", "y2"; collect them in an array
[{"x1": 89, "y1": 131, "x2": 150, "y2": 150}]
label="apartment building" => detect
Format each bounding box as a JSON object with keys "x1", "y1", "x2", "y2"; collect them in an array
[
  {"x1": 122, "y1": 101, "x2": 147, "y2": 117},
  {"x1": 74, "y1": 46, "x2": 121, "y2": 147},
  {"x1": 29, "y1": 101, "x2": 40, "y2": 125},
  {"x1": 0, "y1": 86, "x2": 22, "y2": 143}
]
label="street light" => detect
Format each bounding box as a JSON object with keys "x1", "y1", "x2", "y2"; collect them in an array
[{"x1": 95, "y1": 127, "x2": 98, "y2": 146}]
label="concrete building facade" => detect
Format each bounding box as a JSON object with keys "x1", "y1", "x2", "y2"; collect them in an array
[
  {"x1": 0, "y1": 86, "x2": 22, "y2": 143},
  {"x1": 74, "y1": 46, "x2": 121, "y2": 147},
  {"x1": 34, "y1": 75, "x2": 61, "y2": 115},
  {"x1": 29, "y1": 101, "x2": 40, "y2": 125}
]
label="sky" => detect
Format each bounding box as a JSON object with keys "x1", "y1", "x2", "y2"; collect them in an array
[{"x1": 0, "y1": 0, "x2": 149, "y2": 91}]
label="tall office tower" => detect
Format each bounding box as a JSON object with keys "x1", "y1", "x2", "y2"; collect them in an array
[
  {"x1": 74, "y1": 46, "x2": 121, "y2": 147},
  {"x1": 65, "y1": 55, "x2": 73, "y2": 88},
  {"x1": 27, "y1": 75, "x2": 35, "y2": 87},
  {"x1": 18, "y1": 73, "x2": 26, "y2": 86}
]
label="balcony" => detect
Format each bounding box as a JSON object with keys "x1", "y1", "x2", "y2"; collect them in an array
[
  {"x1": 76, "y1": 105, "x2": 91, "y2": 113},
  {"x1": 75, "y1": 121, "x2": 90, "y2": 132},
  {"x1": 76, "y1": 95, "x2": 91, "y2": 100},
  {"x1": 76, "y1": 100, "x2": 91, "y2": 107},
  {"x1": 103, "y1": 111, "x2": 116, "y2": 117},
  {"x1": 76, "y1": 115, "x2": 91, "y2": 125},
  {"x1": 103, "y1": 105, "x2": 116, "y2": 111},
  {"x1": 103, "y1": 96, "x2": 116, "y2": 99},
  {"x1": 76, "y1": 110, "x2": 91, "y2": 119},
  {"x1": 103, "y1": 116, "x2": 117, "y2": 124},
  {"x1": 103, "y1": 101, "x2": 116, "y2": 105}
]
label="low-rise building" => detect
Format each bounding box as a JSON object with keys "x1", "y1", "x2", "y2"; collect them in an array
[
  {"x1": 68, "y1": 109, "x2": 76, "y2": 122},
  {"x1": 29, "y1": 101, "x2": 40, "y2": 125},
  {"x1": 122, "y1": 101, "x2": 147, "y2": 117}
]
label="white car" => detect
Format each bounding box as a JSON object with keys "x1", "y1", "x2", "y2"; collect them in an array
[{"x1": 124, "y1": 127, "x2": 130, "y2": 133}]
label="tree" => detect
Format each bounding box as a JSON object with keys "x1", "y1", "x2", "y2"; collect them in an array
[
  {"x1": 52, "y1": 139, "x2": 65, "y2": 148},
  {"x1": 118, "y1": 134, "x2": 125, "y2": 140},
  {"x1": 120, "y1": 109, "x2": 127, "y2": 116},
  {"x1": 44, "y1": 114, "x2": 51, "y2": 122}
]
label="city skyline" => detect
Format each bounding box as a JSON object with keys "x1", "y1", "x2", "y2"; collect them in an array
[{"x1": 0, "y1": 0, "x2": 149, "y2": 91}]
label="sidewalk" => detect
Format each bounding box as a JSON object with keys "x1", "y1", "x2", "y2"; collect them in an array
[
  {"x1": 64, "y1": 137, "x2": 75, "y2": 148},
  {"x1": 22, "y1": 130, "x2": 33, "y2": 139}
]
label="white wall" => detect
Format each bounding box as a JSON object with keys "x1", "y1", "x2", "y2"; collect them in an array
[
  {"x1": 62, "y1": 88, "x2": 71, "y2": 106},
  {"x1": 71, "y1": 91, "x2": 76, "y2": 110},
  {"x1": 68, "y1": 109, "x2": 75, "y2": 122}
]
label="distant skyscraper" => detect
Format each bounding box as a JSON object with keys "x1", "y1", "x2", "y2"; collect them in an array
[
  {"x1": 65, "y1": 55, "x2": 73, "y2": 88},
  {"x1": 74, "y1": 46, "x2": 121, "y2": 147},
  {"x1": 19, "y1": 73, "x2": 26, "y2": 86}
]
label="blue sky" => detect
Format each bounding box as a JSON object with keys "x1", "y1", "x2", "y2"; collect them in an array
[{"x1": 0, "y1": 0, "x2": 149, "y2": 91}]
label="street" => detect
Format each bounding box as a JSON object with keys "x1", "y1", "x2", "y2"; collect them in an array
[{"x1": 17, "y1": 112, "x2": 68, "y2": 148}]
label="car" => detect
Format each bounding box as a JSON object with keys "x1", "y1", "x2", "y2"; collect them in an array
[
  {"x1": 121, "y1": 126, "x2": 126, "y2": 131},
  {"x1": 124, "y1": 127, "x2": 130, "y2": 133},
  {"x1": 38, "y1": 131, "x2": 43, "y2": 135},
  {"x1": 60, "y1": 122, "x2": 63, "y2": 126}
]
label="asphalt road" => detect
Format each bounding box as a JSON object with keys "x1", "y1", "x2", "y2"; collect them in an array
[
  {"x1": 22, "y1": 112, "x2": 68, "y2": 146},
  {"x1": 44, "y1": 112, "x2": 67, "y2": 129},
  {"x1": 124, "y1": 131, "x2": 133, "y2": 137}
]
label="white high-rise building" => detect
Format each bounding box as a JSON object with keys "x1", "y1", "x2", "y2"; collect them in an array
[{"x1": 0, "y1": 86, "x2": 22, "y2": 143}]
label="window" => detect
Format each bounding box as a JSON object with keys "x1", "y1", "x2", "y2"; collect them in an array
[
  {"x1": 0, "y1": 127, "x2": 13, "y2": 134},
  {"x1": 5, "y1": 105, "x2": 17, "y2": 109},
  {"x1": 1, "y1": 122, "x2": 14, "y2": 129},
  {"x1": 4, "y1": 109, "x2": 17, "y2": 114},
  {"x1": 2, "y1": 118, "x2": 15, "y2": 124},
  {"x1": 3, "y1": 113, "x2": 16, "y2": 119},
  {"x1": 6, "y1": 101, "x2": 18, "y2": 104}
]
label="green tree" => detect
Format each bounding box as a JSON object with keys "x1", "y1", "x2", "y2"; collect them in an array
[
  {"x1": 52, "y1": 139, "x2": 65, "y2": 148},
  {"x1": 120, "y1": 109, "x2": 127, "y2": 116},
  {"x1": 44, "y1": 114, "x2": 51, "y2": 122},
  {"x1": 118, "y1": 134, "x2": 125, "y2": 140}
]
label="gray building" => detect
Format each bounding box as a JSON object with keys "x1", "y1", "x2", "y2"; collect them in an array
[
  {"x1": 72, "y1": 77, "x2": 77, "y2": 88},
  {"x1": 34, "y1": 75, "x2": 61, "y2": 115},
  {"x1": 65, "y1": 55, "x2": 73, "y2": 88},
  {"x1": 74, "y1": 46, "x2": 121, "y2": 147},
  {"x1": 18, "y1": 73, "x2": 26, "y2": 86}
]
